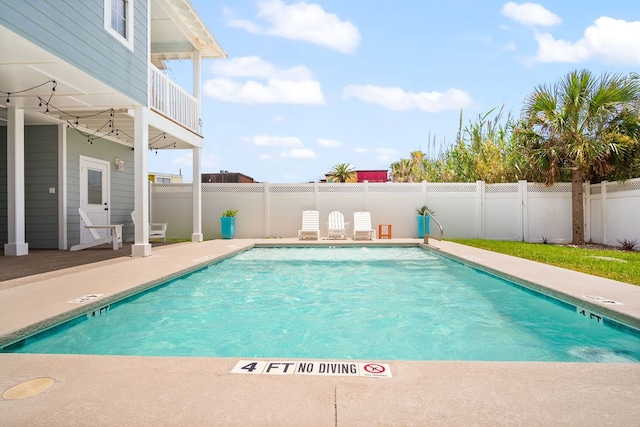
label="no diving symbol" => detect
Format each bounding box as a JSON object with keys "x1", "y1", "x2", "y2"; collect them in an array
[{"x1": 363, "y1": 363, "x2": 385, "y2": 374}]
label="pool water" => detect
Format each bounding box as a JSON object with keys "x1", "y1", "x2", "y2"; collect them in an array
[{"x1": 4, "y1": 247, "x2": 640, "y2": 362}]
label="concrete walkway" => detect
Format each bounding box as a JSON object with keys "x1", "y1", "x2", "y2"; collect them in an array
[{"x1": 1, "y1": 239, "x2": 640, "y2": 426}]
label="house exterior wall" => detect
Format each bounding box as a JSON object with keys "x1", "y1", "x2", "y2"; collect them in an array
[
  {"x1": 66, "y1": 130, "x2": 135, "y2": 247},
  {"x1": 0, "y1": 0, "x2": 148, "y2": 105},
  {"x1": 25, "y1": 126, "x2": 59, "y2": 248},
  {"x1": 0, "y1": 130, "x2": 6, "y2": 245},
  {"x1": 0, "y1": 126, "x2": 60, "y2": 248}
]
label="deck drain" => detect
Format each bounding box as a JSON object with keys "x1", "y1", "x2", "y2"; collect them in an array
[
  {"x1": 3, "y1": 378, "x2": 55, "y2": 400},
  {"x1": 584, "y1": 295, "x2": 623, "y2": 305},
  {"x1": 68, "y1": 294, "x2": 103, "y2": 304}
]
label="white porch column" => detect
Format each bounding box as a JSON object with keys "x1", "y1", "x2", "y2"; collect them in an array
[
  {"x1": 192, "y1": 146, "x2": 203, "y2": 242},
  {"x1": 132, "y1": 105, "x2": 152, "y2": 257},
  {"x1": 4, "y1": 107, "x2": 28, "y2": 256},
  {"x1": 193, "y1": 49, "x2": 202, "y2": 131},
  {"x1": 191, "y1": 48, "x2": 203, "y2": 242},
  {"x1": 58, "y1": 123, "x2": 68, "y2": 249}
]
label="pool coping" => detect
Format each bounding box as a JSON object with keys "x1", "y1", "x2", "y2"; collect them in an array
[
  {"x1": 3, "y1": 239, "x2": 639, "y2": 348},
  {"x1": 2, "y1": 239, "x2": 640, "y2": 425}
]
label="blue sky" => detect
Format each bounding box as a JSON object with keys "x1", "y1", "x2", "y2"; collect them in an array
[{"x1": 149, "y1": 0, "x2": 640, "y2": 183}]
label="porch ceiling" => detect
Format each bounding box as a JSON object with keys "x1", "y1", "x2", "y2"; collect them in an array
[
  {"x1": 0, "y1": 18, "x2": 199, "y2": 150},
  {"x1": 151, "y1": 0, "x2": 227, "y2": 69}
]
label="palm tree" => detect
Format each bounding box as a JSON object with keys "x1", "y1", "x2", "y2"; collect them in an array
[
  {"x1": 329, "y1": 163, "x2": 356, "y2": 183},
  {"x1": 518, "y1": 69, "x2": 640, "y2": 244},
  {"x1": 390, "y1": 159, "x2": 413, "y2": 182}
]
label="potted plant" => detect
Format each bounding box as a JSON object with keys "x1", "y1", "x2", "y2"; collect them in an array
[
  {"x1": 416, "y1": 205, "x2": 434, "y2": 238},
  {"x1": 220, "y1": 209, "x2": 238, "y2": 239}
]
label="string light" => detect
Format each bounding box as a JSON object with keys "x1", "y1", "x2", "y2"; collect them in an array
[
  {"x1": 2, "y1": 82, "x2": 179, "y2": 151},
  {"x1": 1, "y1": 79, "x2": 56, "y2": 105}
]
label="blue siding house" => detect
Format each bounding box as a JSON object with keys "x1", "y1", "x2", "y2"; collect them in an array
[{"x1": 0, "y1": 0, "x2": 226, "y2": 256}]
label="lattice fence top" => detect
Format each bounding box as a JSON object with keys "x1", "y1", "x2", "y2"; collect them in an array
[
  {"x1": 202, "y1": 184, "x2": 264, "y2": 193},
  {"x1": 485, "y1": 183, "x2": 519, "y2": 193},
  {"x1": 269, "y1": 185, "x2": 315, "y2": 193},
  {"x1": 527, "y1": 183, "x2": 572, "y2": 193},
  {"x1": 607, "y1": 180, "x2": 640, "y2": 193},
  {"x1": 152, "y1": 184, "x2": 192, "y2": 193},
  {"x1": 151, "y1": 178, "x2": 640, "y2": 197},
  {"x1": 427, "y1": 183, "x2": 477, "y2": 193},
  {"x1": 318, "y1": 185, "x2": 364, "y2": 193},
  {"x1": 369, "y1": 184, "x2": 423, "y2": 193}
]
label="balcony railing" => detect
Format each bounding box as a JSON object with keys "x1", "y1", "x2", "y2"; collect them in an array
[{"x1": 149, "y1": 64, "x2": 199, "y2": 134}]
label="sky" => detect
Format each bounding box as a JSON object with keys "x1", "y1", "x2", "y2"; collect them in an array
[{"x1": 148, "y1": 0, "x2": 640, "y2": 183}]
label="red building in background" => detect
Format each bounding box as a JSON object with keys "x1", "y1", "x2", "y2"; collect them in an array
[{"x1": 356, "y1": 170, "x2": 389, "y2": 183}]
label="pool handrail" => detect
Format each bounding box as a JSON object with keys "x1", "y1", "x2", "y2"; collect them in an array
[{"x1": 423, "y1": 212, "x2": 443, "y2": 244}]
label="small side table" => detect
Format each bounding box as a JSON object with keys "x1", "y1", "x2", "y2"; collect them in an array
[{"x1": 378, "y1": 224, "x2": 392, "y2": 239}]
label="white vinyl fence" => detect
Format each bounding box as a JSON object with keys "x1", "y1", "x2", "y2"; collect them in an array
[{"x1": 150, "y1": 178, "x2": 640, "y2": 246}]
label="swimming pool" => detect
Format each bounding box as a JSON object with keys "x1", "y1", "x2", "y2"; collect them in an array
[{"x1": 3, "y1": 246, "x2": 640, "y2": 362}]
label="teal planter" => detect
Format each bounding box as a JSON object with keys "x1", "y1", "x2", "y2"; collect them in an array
[
  {"x1": 220, "y1": 217, "x2": 236, "y2": 239},
  {"x1": 417, "y1": 215, "x2": 431, "y2": 238}
]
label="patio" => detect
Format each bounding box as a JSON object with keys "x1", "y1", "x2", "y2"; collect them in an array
[
  {"x1": 1, "y1": 239, "x2": 640, "y2": 425},
  {"x1": 0, "y1": 242, "x2": 174, "y2": 285}
]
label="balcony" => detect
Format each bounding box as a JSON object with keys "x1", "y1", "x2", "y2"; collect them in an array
[{"x1": 149, "y1": 64, "x2": 200, "y2": 135}]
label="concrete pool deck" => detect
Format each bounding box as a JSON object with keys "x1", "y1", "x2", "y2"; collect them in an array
[{"x1": 1, "y1": 239, "x2": 640, "y2": 426}]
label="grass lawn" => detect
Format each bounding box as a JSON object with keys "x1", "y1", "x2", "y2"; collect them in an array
[{"x1": 449, "y1": 239, "x2": 640, "y2": 287}]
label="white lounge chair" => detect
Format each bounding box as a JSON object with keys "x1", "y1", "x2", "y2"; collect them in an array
[
  {"x1": 131, "y1": 211, "x2": 168, "y2": 242},
  {"x1": 327, "y1": 211, "x2": 348, "y2": 240},
  {"x1": 353, "y1": 211, "x2": 376, "y2": 240},
  {"x1": 298, "y1": 210, "x2": 320, "y2": 240},
  {"x1": 70, "y1": 208, "x2": 123, "y2": 251}
]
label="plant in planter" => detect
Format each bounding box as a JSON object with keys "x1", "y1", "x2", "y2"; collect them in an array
[
  {"x1": 416, "y1": 205, "x2": 434, "y2": 238},
  {"x1": 220, "y1": 209, "x2": 238, "y2": 239}
]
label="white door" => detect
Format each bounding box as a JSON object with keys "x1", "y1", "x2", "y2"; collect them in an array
[{"x1": 79, "y1": 156, "x2": 110, "y2": 242}]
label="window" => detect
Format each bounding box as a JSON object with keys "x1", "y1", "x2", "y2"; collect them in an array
[
  {"x1": 111, "y1": 0, "x2": 127, "y2": 38},
  {"x1": 157, "y1": 177, "x2": 171, "y2": 183},
  {"x1": 87, "y1": 169, "x2": 103, "y2": 205},
  {"x1": 104, "y1": 0, "x2": 133, "y2": 50}
]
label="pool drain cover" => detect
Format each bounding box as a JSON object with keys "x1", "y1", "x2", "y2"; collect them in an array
[{"x1": 2, "y1": 378, "x2": 55, "y2": 400}]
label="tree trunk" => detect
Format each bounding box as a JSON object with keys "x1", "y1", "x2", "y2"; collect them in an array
[{"x1": 571, "y1": 169, "x2": 585, "y2": 245}]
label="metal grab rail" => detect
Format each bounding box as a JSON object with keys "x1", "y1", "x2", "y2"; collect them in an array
[{"x1": 423, "y1": 212, "x2": 443, "y2": 244}]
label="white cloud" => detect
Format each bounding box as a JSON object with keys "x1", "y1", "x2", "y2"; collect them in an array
[
  {"x1": 281, "y1": 148, "x2": 317, "y2": 158},
  {"x1": 211, "y1": 56, "x2": 313, "y2": 81},
  {"x1": 245, "y1": 135, "x2": 303, "y2": 147},
  {"x1": 317, "y1": 138, "x2": 342, "y2": 148},
  {"x1": 204, "y1": 56, "x2": 326, "y2": 105},
  {"x1": 500, "y1": 2, "x2": 561, "y2": 27},
  {"x1": 375, "y1": 148, "x2": 398, "y2": 162},
  {"x1": 259, "y1": 154, "x2": 272, "y2": 160},
  {"x1": 203, "y1": 77, "x2": 325, "y2": 104},
  {"x1": 504, "y1": 42, "x2": 517, "y2": 52},
  {"x1": 354, "y1": 147, "x2": 369, "y2": 154},
  {"x1": 534, "y1": 17, "x2": 640, "y2": 65},
  {"x1": 342, "y1": 84, "x2": 472, "y2": 112},
  {"x1": 227, "y1": 19, "x2": 262, "y2": 34},
  {"x1": 228, "y1": 0, "x2": 361, "y2": 53}
]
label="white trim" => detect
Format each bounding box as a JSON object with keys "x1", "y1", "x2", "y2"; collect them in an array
[
  {"x1": 104, "y1": 0, "x2": 134, "y2": 51},
  {"x1": 58, "y1": 124, "x2": 68, "y2": 250},
  {"x1": 79, "y1": 156, "x2": 111, "y2": 244}
]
